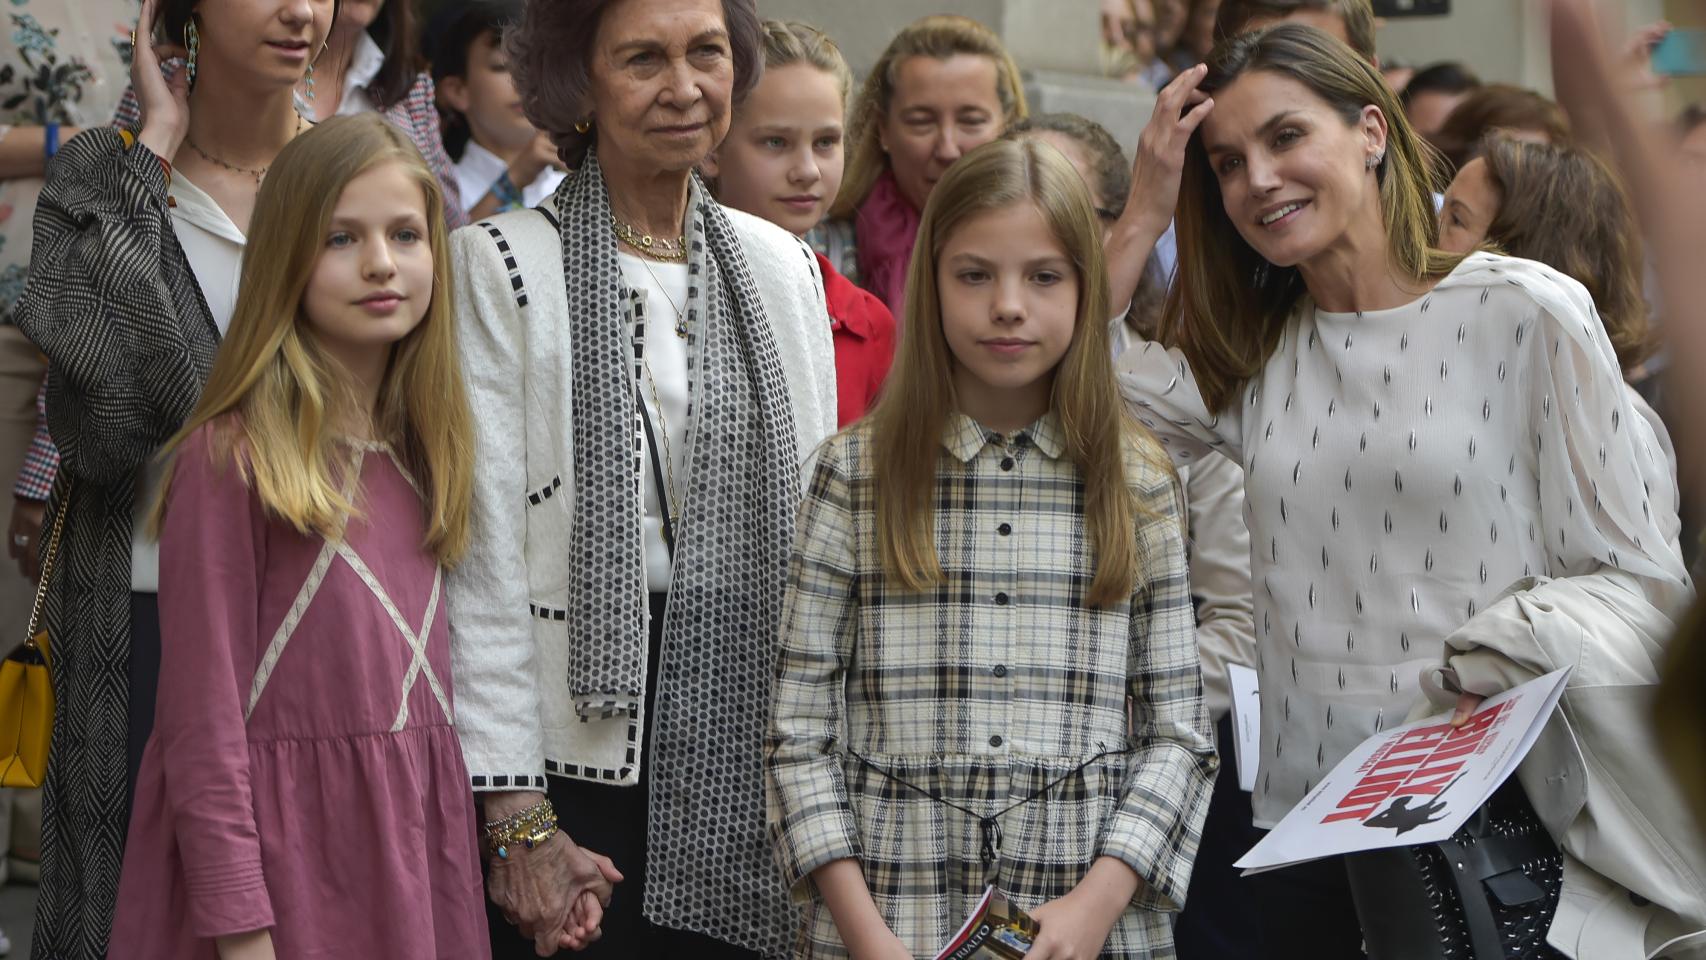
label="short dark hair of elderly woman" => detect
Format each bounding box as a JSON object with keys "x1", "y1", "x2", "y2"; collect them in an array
[{"x1": 507, "y1": 0, "x2": 764, "y2": 167}]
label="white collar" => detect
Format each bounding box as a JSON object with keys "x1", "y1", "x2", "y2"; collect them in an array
[
  {"x1": 168, "y1": 170, "x2": 247, "y2": 247},
  {"x1": 347, "y1": 30, "x2": 386, "y2": 96},
  {"x1": 457, "y1": 140, "x2": 507, "y2": 183}
]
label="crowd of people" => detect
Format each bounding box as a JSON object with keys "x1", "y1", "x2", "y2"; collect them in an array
[{"x1": 1, "y1": 0, "x2": 1704, "y2": 958}]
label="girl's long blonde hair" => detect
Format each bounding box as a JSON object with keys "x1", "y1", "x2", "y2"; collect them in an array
[
  {"x1": 152, "y1": 113, "x2": 474, "y2": 565},
  {"x1": 830, "y1": 15, "x2": 1029, "y2": 220},
  {"x1": 869, "y1": 138, "x2": 1158, "y2": 607}
]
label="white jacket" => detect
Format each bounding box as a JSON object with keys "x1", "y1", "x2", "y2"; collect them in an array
[
  {"x1": 1180, "y1": 451, "x2": 1257, "y2": 721},
  {"x1": 1420, "y1": 570, "x2": 1706, "y2": 959},
  {"x1": 446, "y1": 205, "x2": 837, "y2": 792}
]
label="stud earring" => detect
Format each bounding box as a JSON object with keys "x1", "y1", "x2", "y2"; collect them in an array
[
  {"x1": 184, "y1": 18, "x2": 200, "y2": 86},
  {"x1": 575, "y1": 119, "x2": 593, "y2": 134},
  {"x1": 1366, "y1": 150, "x2": 1385, "y2": 170}
]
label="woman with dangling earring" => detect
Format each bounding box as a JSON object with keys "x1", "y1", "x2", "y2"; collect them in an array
[
  {"x1": 11, "y1": 0, "x2": 330, "y2": 955},
  {"x1": 112, "y1": 0, "x2": 468, "y2": 228}
]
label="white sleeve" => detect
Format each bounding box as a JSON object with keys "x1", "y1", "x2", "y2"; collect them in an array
[
  {"x1": 1117, "y1": 337, "x2": 1246, "y2": 467},
  {"x1": 1521, "y1": 281, "x2": 1690, "y2": 609},
  {"x1": 797, "y1": 241, "x2": 839, "y2": 452},
  {"x1": 1183, "y1": 452, "x2": 1257, "y2": 721},
  {"x1": 445, "y1": 224, "x2": 548, "y2": 792}
]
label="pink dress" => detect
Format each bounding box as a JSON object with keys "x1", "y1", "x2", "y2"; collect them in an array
[{"x1": 110, "y1": 426, "x2": 490, "y2": 959}]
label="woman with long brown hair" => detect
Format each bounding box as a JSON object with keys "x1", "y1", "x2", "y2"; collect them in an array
[{"x1": 1112, "y1": 24, "x2": 1688, "y2": 954}]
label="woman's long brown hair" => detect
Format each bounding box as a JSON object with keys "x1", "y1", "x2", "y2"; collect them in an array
[{"x1": 1476, "y1": 135, "x2": 1652, "y2": 373}]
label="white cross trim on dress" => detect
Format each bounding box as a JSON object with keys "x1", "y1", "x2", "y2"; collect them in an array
[{"x1": 243, "y1": 448, "x2": 452, "y2": 729}]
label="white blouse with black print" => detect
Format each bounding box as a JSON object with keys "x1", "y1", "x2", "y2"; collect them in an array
[{"x1": 1116, "y1": 251, "x2": 1690, "y2": 827}]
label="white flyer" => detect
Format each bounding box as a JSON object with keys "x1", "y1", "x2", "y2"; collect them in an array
[
  {"x1": 1234, "y1": 667, "x2": 1571, "y2": 874},
  {"x1": 1226, "y1": 663, "x2": 1260, "y2": 793}
]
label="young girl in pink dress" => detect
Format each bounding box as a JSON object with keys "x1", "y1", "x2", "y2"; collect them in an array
[{"x1": 108, "y1": 113, "x2": 487, "y2": 960}]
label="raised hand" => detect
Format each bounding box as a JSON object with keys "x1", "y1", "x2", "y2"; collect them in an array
[
  {"x1": 1106, "y1": 64, "x2": 1216, "y2": 316},
  {"x1": 1127, "y1": 64, "x2": 1216, "y2": 235},
  {"x1": 132, "y1": 0, "x2": 192, "y2": 163}
]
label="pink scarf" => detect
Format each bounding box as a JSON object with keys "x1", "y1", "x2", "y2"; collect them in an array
[{"x1": 855, "y1": 169, "x2": 922, "y2": 320}]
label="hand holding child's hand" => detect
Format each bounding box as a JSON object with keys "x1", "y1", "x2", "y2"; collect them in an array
[
  {"x1": 554, "y1": 890, "x2": 604, "y2": 950},
  {"x1": 554, "y1": 850, "x2": 621, "y2": 950}
]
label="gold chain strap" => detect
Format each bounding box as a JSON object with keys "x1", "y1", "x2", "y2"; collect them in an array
[{"x1": 24, "y1": 480, "x2": 72, "y2": 652}]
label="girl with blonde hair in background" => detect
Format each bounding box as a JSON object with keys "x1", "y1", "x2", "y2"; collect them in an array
[{"x1": 704, "y1": 19, "x2": 896, "y2": 426}]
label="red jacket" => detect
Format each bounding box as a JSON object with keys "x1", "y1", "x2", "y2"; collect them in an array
[{"x1": 818, "y1": 252, "x2": 896, "y2": 426}]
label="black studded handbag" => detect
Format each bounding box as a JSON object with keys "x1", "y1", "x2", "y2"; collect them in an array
[{"x1": 1347, "y1": 779, "x2": 1566, "y2": 960}]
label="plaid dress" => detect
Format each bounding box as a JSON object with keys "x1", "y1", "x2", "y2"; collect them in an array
[{"x1": 767, "y1": 413, "x2": 1218, "y2": 959}]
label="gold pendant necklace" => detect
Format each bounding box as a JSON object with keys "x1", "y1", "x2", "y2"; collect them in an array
[
  {"x1": 640, "y1": 354, "x2": 683, "y2": 530},
  {"x1": 635, "y1": 256, "x2": 690, "y2": 339}
]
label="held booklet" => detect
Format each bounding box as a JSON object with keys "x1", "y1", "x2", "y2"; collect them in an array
[
  {"x1": 934, "y1": 886, "x2": 1038, "y2": 960},
  {"x1": 1234, "y1": 667, "x2": 1571, "y2": 874}
]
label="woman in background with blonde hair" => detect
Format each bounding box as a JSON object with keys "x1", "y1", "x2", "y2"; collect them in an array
[
  {"x1": 825, "y1": 14, "x2": 1028, "y2": 316},
  {"x1": 110, "y1": 112, "x2": 485, "y2": 959}
]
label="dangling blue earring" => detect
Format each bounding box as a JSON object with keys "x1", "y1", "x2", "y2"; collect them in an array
[
  {"x1": 183, "y1": 18, "x2": 200, "y2": 86},
  {"x1": 305, "y1": 62, "x2": 316, "y2": 101}
]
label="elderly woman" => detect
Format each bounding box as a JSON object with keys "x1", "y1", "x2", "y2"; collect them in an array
[
  {"x1": 446, "y1": 0, "x2": 836, "y2": 957},
  {"x1": 1113, "y1": 25, "x2": 1689, "y2": 956}
]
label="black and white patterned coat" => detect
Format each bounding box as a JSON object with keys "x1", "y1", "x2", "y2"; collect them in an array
[
  {"x1": 448, "y1": 201, "x2": 836, "y2": 955},
  {"x1": 447, "y1": 203, "x2": 836, "y2": 789},
  {"x1": 15, "y1": 128, "x2": 219, "y2": 960}
]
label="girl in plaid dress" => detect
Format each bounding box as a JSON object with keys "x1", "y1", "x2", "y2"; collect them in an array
[{"x1": 767, "y1": 137, "x2": 1219, "y2": 960}]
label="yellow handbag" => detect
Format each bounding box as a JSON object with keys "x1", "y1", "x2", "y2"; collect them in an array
[{"x1": 0, "y1": 484, "x2": 69, "y2": 789}]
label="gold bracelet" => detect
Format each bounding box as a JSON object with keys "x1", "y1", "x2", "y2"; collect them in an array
[{"x1": 484, "y1": 799, "x2": 559, "y2": 859}]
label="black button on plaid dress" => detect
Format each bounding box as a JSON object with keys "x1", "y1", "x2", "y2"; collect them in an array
[{"x1": 767, "y1": 414, "x2": 1218, "y2": 959}]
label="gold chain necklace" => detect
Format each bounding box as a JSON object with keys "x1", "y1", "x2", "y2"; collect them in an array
[
  {"x1": 610, "y1": 212, "x2": 687, "y2": 262},
  {"x1": 184, "y1": 115, "x2": 307, "y2": 185},
  {"x1": 639, "y1": 353, "x2": 682, "y2": 531}
]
